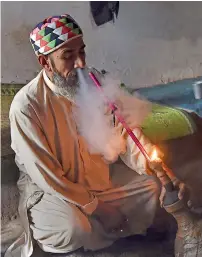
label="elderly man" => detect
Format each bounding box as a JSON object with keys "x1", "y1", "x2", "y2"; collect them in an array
[{"x1": 8, "y1": 14, "x2": 175, "y2": 257}]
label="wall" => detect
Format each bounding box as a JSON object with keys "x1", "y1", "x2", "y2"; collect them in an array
[{"x1": 1, "y1": 1, "x2": 202, "y2": 87}]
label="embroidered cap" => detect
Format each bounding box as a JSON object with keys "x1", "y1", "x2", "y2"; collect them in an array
[{"x1": 30, "y1": 14, "x2": 83, "y2": 56}]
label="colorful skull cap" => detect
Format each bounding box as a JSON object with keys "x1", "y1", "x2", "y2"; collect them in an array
[{"x1": 30, "y1": 14, "x2": 83, "y2": 56}]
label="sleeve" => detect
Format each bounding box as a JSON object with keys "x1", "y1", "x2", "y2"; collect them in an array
[
  {"x1": 10, "y1": 106, "x2": 98, "y2": 215},
  {"x1": 120, "y1": 127, "x2": 155, "y2": 175},
  {"x1": 113, "y1": 115, "x2": 155, "y2": 175}
]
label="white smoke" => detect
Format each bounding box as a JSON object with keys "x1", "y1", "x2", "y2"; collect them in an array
[{"x1": 73, "y1": 68, "x2": 151, "y2": 163}]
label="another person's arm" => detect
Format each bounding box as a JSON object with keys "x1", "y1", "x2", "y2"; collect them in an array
[
  {"x1": 117, "y1": 120, "x2": 155, "y2": 175},
  {"x1": 103, "y1": 93, "x2": 155, "y2": 175}
]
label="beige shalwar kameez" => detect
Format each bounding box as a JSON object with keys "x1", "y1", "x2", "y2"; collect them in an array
[{"x1": 6, "y1": 70, "x2": 160, "y2": 257}]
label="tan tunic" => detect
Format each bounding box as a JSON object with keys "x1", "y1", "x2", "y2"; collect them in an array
[{"x1": 7, "y1": 70, "x2": 155, "y2": 257}]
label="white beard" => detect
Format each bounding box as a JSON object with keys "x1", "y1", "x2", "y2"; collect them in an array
[{"x1": 52, "y1": 70, "x2": 79, "y2": 101}]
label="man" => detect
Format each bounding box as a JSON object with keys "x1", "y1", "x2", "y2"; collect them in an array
[{"x1": 8, "y1": 14, "x2": 183, "y2": 257}]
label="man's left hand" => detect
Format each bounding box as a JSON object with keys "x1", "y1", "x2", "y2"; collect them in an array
[{"x1": 159, "y1": 178, "x2": 188, "y2": 207}]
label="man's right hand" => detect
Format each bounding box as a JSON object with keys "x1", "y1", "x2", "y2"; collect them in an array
[{"x1": 91, "y1": 200, "x2": 128, "y2": 233}]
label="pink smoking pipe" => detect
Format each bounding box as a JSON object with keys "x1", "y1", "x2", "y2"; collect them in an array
[{"x1": 89, "y1": 71, "x2": 151, "y2": 161}]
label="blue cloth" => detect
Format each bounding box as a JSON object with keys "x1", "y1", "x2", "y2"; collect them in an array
[{"x1": 135, "y1": 77, "x2": 202, "y2": 117}]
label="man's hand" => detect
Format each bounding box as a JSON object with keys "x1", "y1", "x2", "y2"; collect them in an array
[
  {"x1": 153, "y1": 162, "x2": 187, "y2": 207},
  {"x1": 159, "y1": 178, "x2": 187, "y2": 207},
  {"x1": 91, "y1": 200, "x2": 128, "y2": 233},
  {"x1": 113, "y1": 94, "x2": 152, "y2": 129},
  {"x1": 102, "y1": 103, "x2": 127, "y2": 164}
]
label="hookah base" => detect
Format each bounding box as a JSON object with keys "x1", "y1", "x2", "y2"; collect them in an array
[{"x1": 164, "y1": 198, "x2": 202, "y2": 257}]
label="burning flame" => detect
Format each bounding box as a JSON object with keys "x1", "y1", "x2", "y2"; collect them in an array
[{"x1": 150, "y1": 148, "x2": 161, "y2": 162}]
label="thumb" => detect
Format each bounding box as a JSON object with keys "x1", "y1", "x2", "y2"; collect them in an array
[{"x1": 178, "y1": 183, "x2": 186, "y2": 200}]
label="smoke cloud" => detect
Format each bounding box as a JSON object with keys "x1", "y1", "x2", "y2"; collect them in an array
[{"x1": 72, "y1": 68, "x2": 152, "y2": 163}]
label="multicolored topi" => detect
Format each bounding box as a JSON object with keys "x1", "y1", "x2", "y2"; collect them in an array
[{"x1": 30, "y1": 14, "x2": 83, "y2": 56}]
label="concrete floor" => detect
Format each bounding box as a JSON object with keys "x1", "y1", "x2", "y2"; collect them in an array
[{"x1": 31, "y1": 238, "x2": 175, "y2": 257}]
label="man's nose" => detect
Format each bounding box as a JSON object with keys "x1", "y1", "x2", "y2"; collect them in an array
[{"x1": 74, "y1": 57, "x2": 85, "y2": 69}]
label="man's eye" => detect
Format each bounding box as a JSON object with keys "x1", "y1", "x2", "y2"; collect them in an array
[{"x1": 64, "y1": 55, "x2": 72, "y2": 60}]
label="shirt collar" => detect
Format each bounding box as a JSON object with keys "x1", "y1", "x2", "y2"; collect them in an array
[{"x1": 43, "y1": 69, "x2": 59, "y2": 94}]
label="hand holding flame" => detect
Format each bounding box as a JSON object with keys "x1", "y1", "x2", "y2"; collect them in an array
[{"x1": 149, "y1": 147, "x2": 187, "y2": 207}]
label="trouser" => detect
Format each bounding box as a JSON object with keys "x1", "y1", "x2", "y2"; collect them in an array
[{"x1": 28, "y1": 163, "x2": 160, "y2": 254}]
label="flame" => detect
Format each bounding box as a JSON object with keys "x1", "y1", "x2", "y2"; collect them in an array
[{"x1": 150, "y1": 148, "x2": 160, "y2": 162}]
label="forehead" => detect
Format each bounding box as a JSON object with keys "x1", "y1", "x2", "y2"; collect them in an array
[{"x1": 53, "y1": 36, "x2": 85, "y2": 56}]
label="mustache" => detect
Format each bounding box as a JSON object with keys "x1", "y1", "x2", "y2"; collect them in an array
[{"x1": 53, "y1": 69, "x2": 77, "y2": 81}]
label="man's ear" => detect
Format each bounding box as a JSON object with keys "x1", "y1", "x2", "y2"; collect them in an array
[{"x1": 38, "y1": 55, "x2": 52, "y2": 72}]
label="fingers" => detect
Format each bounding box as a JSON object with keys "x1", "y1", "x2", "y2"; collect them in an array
[
  {"x1": 169, "y1": 178, "x2": 187, "y2": 201},
  {"x1": 161, "y1": 163, "x2": 177, "y2": 181},
  {"x1": 171, "y1": 179, "x2": 187, "y2": 201},
  {"x1": 113, "y1": 95, "x2": 152, "y2": 128},
  {"x1": 159, "y1": 187, "x2": 166, "y2": 208},
  {"x1": 103, "y1": 103, "x2": 113, "y2": 116},
  {"x1": 177, "y1": 183, "x2": 186, "y2": 200},
  {"x1": 113, "y1": 99, "x2": 124, "y2": 111},
  {"x1": 172, "y1": 178, "x2": 180, "y2": 187}
]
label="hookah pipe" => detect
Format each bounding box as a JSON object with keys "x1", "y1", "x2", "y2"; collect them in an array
[
  {"x1": 87, "y1": 69, "x2": 177, "y2": 193},
  {"x1": 148, "y1": 153, "x2": 179, "y2": 206},
  {"x1": 88, "y1": 70, "x2": 176, "y2": 184},
  {"x1": 88, "y1": 69, "x2": 181, "y2": 204},
  {"x1": 88, "y1": 70, "x2": 177, "y2": 188},
  {"x1": 88, "y1": 71, "x2": 151, "y2": 161},
  {"x1": 87, "y1": 69, "x2": 202, "y2": 257}
]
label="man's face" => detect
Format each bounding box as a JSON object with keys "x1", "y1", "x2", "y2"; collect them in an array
[{"x1": 47, "y1": 37, "x2": 86, "y2": 99}]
